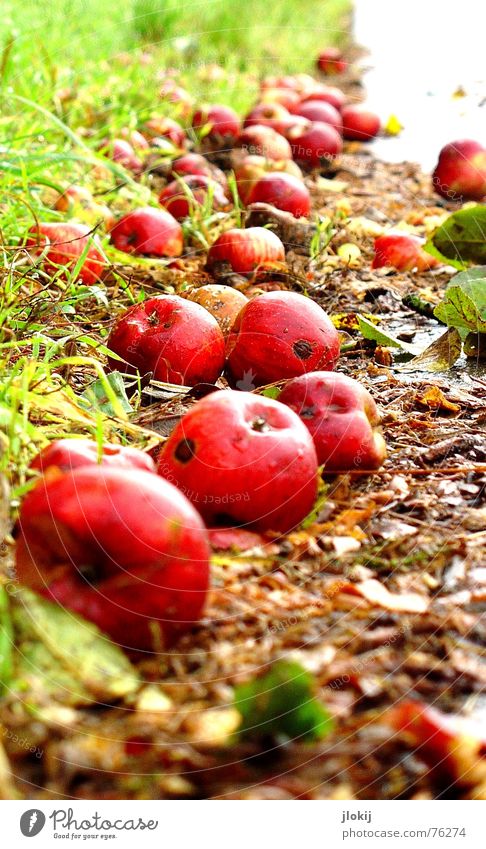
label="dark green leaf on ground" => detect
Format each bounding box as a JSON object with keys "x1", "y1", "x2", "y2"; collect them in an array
[{"x1": 425, "y1": 206, "x2": 486, "y2": 268}]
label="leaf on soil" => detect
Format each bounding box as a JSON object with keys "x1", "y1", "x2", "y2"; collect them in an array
[
  {"x1": 401, "y1": 327, "x2": 463, "y2": 372},
  {"x1": 234, "y1": 659, "x2": 334, "y2": 743},
  {"x1": 357, "y1": 315, "x2": 420, "y2": 355},
  {"x1": 10, "y1": 588, "x2": 139, "y2": 707},
  {"x1": 342, "y1": 579, "x2": 429, "y2": 613},
  {"x1": 425, "y1": 205, "x2": 486, "y2": 268},
  {"x1": 81, "y1": 370, "x2": 133, "y2": 416},
  {"x1": 415, "y1": 386, "x2": 461, "y2": 414},
  {"x1": 434, "y1": 267, "x2": 486, "y2": 333}
]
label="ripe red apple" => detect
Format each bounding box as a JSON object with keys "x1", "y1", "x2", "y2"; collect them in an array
[
  {"x1": 120, "y1": 128, "x2": 150, "y2": 150},
  {"x1": 279, "y1": 372, "x2": 386, "y2": 472},
  {"x1": 158, "y1": 390, "x2": 318, "y2": 533},
  {"x1": 341, "y1": 105, "x2": 381, "y2": 140},
  {"x1": 226, "y1": 291, "x2": 340, "y2": 387},
  {"x1": 372, "y1": 233, "x2": 440, "y2": 272},
  {"x1": 432, "y1": 139, "x2": 486, "y2": 201},
  {"x1": 192, "y1": 104, "x2": 241, "y2": 141},
  {"x1": 207, "y1": 227, "x2": 285, "y2": 274},
  {"x1": 31, "y1": 439, "x2": 155, "y2": 475},
  {"x1": 185, "y1": 285, "x2": 248, "y2": 336},
  {"x1": 54, "y1": 185, "x2": 115, "y2": 230},
  {"x1": 237, "y1": 125, "x2": 292, "y2": 161},
  {"x1": 104, "y1": 138, "x2": 143, "y2": 173},
  {"x1": 144, "y1": 116, "x2": 186, "y2": 148},
  {"x1": 261, "y1": 75, "x2": 302, "y2": 92},
  {"x1": 300, "y1": 85, "x2": 346, "y2": 112},
  {"x1": 158, "y1": 82, "x2": 194, "y2": 118},
  {"x1": 26, "y1": 222, "x2": 107, "y2": 285},
  {"x1": 247, "y1": 172, "x2": 311, "y2": 218},
  {"x1": 16, "y1": 466, "x2": 210, "y2": 650},
  {"x1": 110, "y1": 207, "x2": 183, "y2": 257},
  {"x1": 233, "y1": 154, "x2": 304, "y2": 204},
  {"x1": 292, "y1": 100, "x2": 343, "y2": 134},
  {"x1": 243, "y1": 102, "x2": 291, "y2": 130},
  {"x1": 317, "y1": 47, "x2": 348, "y2": 75},
  {"x1": 170, "y1": 153, "x2": 228, "y2": 190},
  {"x1": 290, "y1": 121, "x2": 343, "y2": 167},
  {"x1": 107, "y1": 294, "x2": 225, "y2": 385},
  {"x1": 159, "y1": 175, "x2": 229, "y2": 221}
]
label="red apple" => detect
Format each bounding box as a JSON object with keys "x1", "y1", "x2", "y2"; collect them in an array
[
  {"x1": 170, "y1": 153, "x2": 228, "y2": 190},
  {"x1": 192, "y1": 104, "x2": 241, "y2": 141},
  {"x1": 185, "y1": 285, "x2": 248, "y2": 336},
  {"x1": 317, "y1": 47, "x2": 348, "y2": 75},
  {"x1": 233, "y1": 154, "x2": 304, "y2": 204},
  {"x1": 247, "y1": 172, "x2": 311, "y2": 218},
  {"x1": 31, "y1": 439, "x2": 156, "y2": 475},
  {"x1": 158, "y1": 82, "x2": 194, "y2": 118},
  {"x1": 341, "y1": 104, "x2": 381, "y2": 140},
  {"x1": 120, "y1": 128, "x2": 150, "y2": 150},
  {"x1": 290, "y1": 121, "x2": 343, "y2": 167},
  {"x1": 16, "y1": 466, "x2": 210, "y2": 650},
  {"x1": 292, "y1": 100, "x2": 343, "y2": 134},
  {"x1": 207, "y1": 227, "x2": 285, "y2": 274},
  {"x1": 144, "y1": 116, "x2": 186, "y2": 147},
  {"x1": 372, "y1": 233, "x2": 440, "y2": 272},
  {"x1": 243, "y1": 103, "x2": 291, "y2": 130},
  {"x1": 277, "y1": 115, "x2": 312, "y2": 141},
  {"x1": 107, "y1": 294, "x2": 225, "y2": 386},
  {"x1": 261, "y1": 75, "x2": 302, "y2": 92},
  {"x1": 226, "y1": 291, "x2": 340, "y2": 387},
  {"x1": 237, "y1": 125, "x2": 292, "y2": 161},
  {"x1": 159, "y1": 175, "x2": 229, "y2": 221},
  {"x1": 110, "y1": 207, "x2": 183, "y2": 257},
  {"x1": 157, "y1": 390, "x2": 318, "y2": 533},
  {"x1": 432, "y1": 139, "x2": 486, "y2": 201},
  {"x1": 103, "y1": 138, "x2": 143, "y2": 173},
  {"x1": 300, "y1": 85, "x2": 346, "y2": 112},
  {"x1": 279, "y1": 372, "x2": 386, "y2": 472},
  {"x1": 26, "y1": 222, "x2": 107, "y2": 285},
  {"x1": 260, "y1": 88, "x2": 301, "y2": 110}
]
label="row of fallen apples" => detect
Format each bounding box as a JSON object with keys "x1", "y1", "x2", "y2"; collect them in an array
[{"x1": 14, "y1": 52, "x2": 486, "y2": 656}]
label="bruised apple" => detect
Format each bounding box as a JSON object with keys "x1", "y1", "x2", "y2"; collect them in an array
[
  {"x1": 185, "y1": 285, "x2": 248, "y2": 336},
  {"x1": 26, "y1": 222, "x2": 107, "y2": 285},
  {"x1": 432, "y1": 139, "x2": 486, "y2": 201},
  {"x1": 247, "y1": 172, "x2": 311, "y2": 218},
  {"x1": 31, "y1": 438, "x2": 155, "y2": 475},
  {"x1": 107, "y1": 294, "x2": 225, "y2": 385},
  {"x1": 372, "y1": 233, "x2": 440, "y2": 272},
  {"x1": 207, "y1": 227, "x2": 285, "y2": 274},
  {"x1": 16, "y1": 466, "x2": 210, "y2": 650},
  {"x1": 226, "y1": 291, "x2": 340, "y2": 387},
  {"x1": 158, "y1": 391, "x2": 318, "y2": 533},
  {"x1": 279, "y1": 372, "x2": 386, "y2": 472},
  {"x1": 110, "y1": 207, "x2": 183, "y2": 257}
]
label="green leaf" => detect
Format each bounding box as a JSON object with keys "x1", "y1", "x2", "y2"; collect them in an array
[
  {"x1": 425, "y1": 206, "x2": 486, "y2": 268},
  {"x1": 260, "y1": 385, "x2": 280, "y2": 400},
  {"x1": 234, "y1": 660, "x2": 334, "y2": 742},
  {"x1": 400, "y1": 327, "x2": 463, "y2": 372},
  {"x1": 80, "y1": 370, "x2": 133, "y2": 417},
  {"x1": 434, "y1": 271, "x2": 486, "y2": 333},
  {"x1": 10, "y1": 588, "x2": 139, "y2": 707},
  {"x1": 357, "y1": 315, "x2": 420, "y2": 355},
  {"x1": 0, "y1": 587, "x2": 13, "y2": 696}
]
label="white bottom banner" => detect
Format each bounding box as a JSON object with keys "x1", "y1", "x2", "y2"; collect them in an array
[{"x1": 1, "y1": 799, "x2": 484, "y2": 848}]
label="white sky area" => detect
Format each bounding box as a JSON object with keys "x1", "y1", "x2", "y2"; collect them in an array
[{"x1": 354, "y1": 0, "x2": 486, "y2": 169}]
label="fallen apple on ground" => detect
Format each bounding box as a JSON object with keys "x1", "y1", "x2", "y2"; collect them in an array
[
  {"x1": 300, "y1": 85, "x2": 346, "y2": 112},
  {"x1": 170, "y1": 153, "x2": 228, "y2": 190},
  {"x1": 290, "y1": 121, "x2": 343, "y2": 168},
  {"x1": 110, "y1": 207, "x2": 183, "y2": 256},
  {"x1": 236, "y1": 125, "x2": 292, "y2": 161},
  {"x1": 317, "y1": 47, "x2": 348, "y2": 75},
  {"x1": 54, "y1": 185, "x2": 115, "y2": 230},
  {"x1": 16, "y1": 466, "x2": 210, "y2": 650},
  {"x1": 159, "y1": 174, "x2": 229, "y2": 220},
  {"x1": 185, "y1": 285, "x2": 248, "y2": 336},
  {"x1": 192, "y1": 104, "x2": 241, "y2": 141},
  {"x1": 226, "y1": 291, "x2": 340, "y2": 387},
  {"x1": 207, "y1": 226, "x2": 286, "y2": 274},
  {"x1": 372, "y1": 233, "x2": 440, "y2": 271},
  {"x1": 158, "y1": 390, "x2": 318, "y2": 532},
  {"x1": 31, "y1": 439, "x2": 155, "y2": 475},
  {"x1": 341, "y1": 104, "x2": 381, "y2": 140},
  {"x1": 26, "y1": 221, "x2": 107, "y2": 285},
  {"x1": 292, "y1": 100, "x2": 343, "y2": 134},
  {"x1": 104, "y1": 138, "x2": 143, "y2": 173},
  {"x1": 432, "y1": 139, "x2": 486, "y2": 200},
  {"x1": 247, "y1": 172, "x2": 311, "y2": 218},
  {"x1": 144, "y1": 116, "x2": 186, "y2": 148},
  {"x1": 107, "y1": 294, "x2": 225, "y2": 385},
  {"x1": 233, "y1": 154, "x2": 304, "y2": 204},
  {"x1": 243, "y1": 102, "x2": 291, "y2": 130},
  {"x1": 279, "y1": 372, "x2": 387, "y2": 472}
]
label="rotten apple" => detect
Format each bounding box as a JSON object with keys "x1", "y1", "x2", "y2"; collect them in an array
[
  {"x1": 226, "y1": 291, "x2": 340, "y2": 387},
  {"x1": 341, "y1": 104, "x2": 381, "y2": 140},
  {"x1": 31, "y1": 438, "x2": 155, "y2": 475},
  {"x1": 279, "y1": 372, "x2": 386, "y2": 472},
  {"x1": 16, "y1": 466, "x2": 210, "y2": 650},
  {"x1": 107, "y1": 294, "x2": 225, "y2": 385},
  {"x1": 157, "y1": 390, "x2": 318, "y2": 533},
  {"x1": 432, "y1": 139, "x2": 486, "y2": 201},
  {"x1": 207, "y1": 226, "x2": 285, "y2": 274},
  {"x1": 159, "y1": 174, "x2": 229, "y2": 221},
  {"x1": 26, "y1": 222, "x2": 107, "y2": 285},
  {"x1": 185, "y1": 285, "x2": 248, "y2": 336},
  {"x1": 247, "y1": 172, "x2": 311, "y2": 218},
  {"x1": 110, "y1": 207, "x2": 183, "y2": 257},
  {"x1": 372, "y1": 233, "x2": 440, "y2": 272}
]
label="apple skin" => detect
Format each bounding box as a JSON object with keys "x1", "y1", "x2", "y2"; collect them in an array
[
  {"x1": 233, "y1": 154, "x2": 304, "y2": 204},
  {"x1": 290, "y1": 121, "x2": 343, "y2": 168},
  {"x1": 105, "y1": 138, "x2": 143, "y2": 173},
  {"x1": 107, "y1": 294, "x2": 225, "y2": 386},
  {"x1": 278, "y1": 372, "x2": 386, "y2": 472},
  {"x1": 157, "y1": 390, "x2": 318, "y2": 533},
  {"x1": 432, "y1": 139, "x2": 486, "y2": 200},
  {"x1": 247, "y1": 172, "x2": 311, "y2": 218},
  {"x1": 26, "y1": 222, "x2": 107, "y2": 285},
  {"x1": 341, "y1": 105, "x2": 381, "y2": 140},
  {"x1": 300, "y1": 85, "x2": 347, "y2": 112},
  {"x1": 110, "y1": 207, "x2": 183, "y2": 257},
  {"x1": 120, "y1": 128, "x2": 150, "y2": 150},
  {"x1": 277, "y1": 115, "x2": 312, "y2": 141},
  {"x1": 144, "y1": 116, "x2": 186, "y2": 147},
  {"x1": 237, "y1": 125, "x2": 292, "y2": 161},
  {"x1": 53, "y1": 185, "x2": 115, "y2": 231},
  {"x1": 159, "y1": 174, "x2": 229, "y2": 221},
  {"x1": 170, "y1": 153, "x2": 228, "y2": 190},
  {"x1": 292, "y1": 100, "x2": 343, "y2": 134},
  {"x1": 243, "y1": 102, "x2": 291, "y2": 131},
  {"x1": 185, "y1": 285, "x2": 248, "y2": 336},
  {"x1": 317, "y1": 47, "x2": 348, "y2": 75},
  {"x1": 207, "y1": 227, "x2": 285, "y2": 274},
  {"x1": 15, "y1": 466, "x2": 210, "y2": 650},
  {"x1": 31, "y1": 438, "x2": 156, "y2": 475},
  {"x1": 226, "y1": 291, "x2": 340, "y2": 387},
  {"x1": 192, "y1": 104, "x2": 241, "y2": 141},
  {"x1": 372, "y1": 233, "x2": 440, "y2": 272}
]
